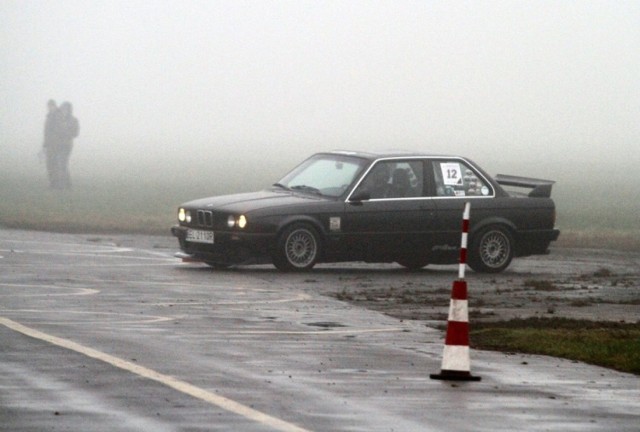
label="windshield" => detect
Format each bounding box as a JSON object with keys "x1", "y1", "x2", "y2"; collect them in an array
[{"x1": 276, "y1": 154, "x2": 368, "y2": 198}]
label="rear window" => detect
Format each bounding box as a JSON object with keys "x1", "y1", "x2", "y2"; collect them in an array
[{"x1": 431, "y1": 160, "x2": 493, "y2": 197}]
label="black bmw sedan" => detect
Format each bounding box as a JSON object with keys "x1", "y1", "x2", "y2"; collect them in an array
[{"x1": 171, "y1": 151, "x2": 559, "y2": 272}]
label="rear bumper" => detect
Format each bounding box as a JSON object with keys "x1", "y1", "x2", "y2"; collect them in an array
[{"x1": 515, "y1": 228, "x2": 560, "y2": 256}]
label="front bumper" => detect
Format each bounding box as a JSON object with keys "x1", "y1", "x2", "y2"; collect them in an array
[{"x1": 171, "y1": 225, "x2": 274, "y2": 265}]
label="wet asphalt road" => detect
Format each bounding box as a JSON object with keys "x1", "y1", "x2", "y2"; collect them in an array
[{"x1": 1, "y1": 228, "x2": 638, "y2": 431}]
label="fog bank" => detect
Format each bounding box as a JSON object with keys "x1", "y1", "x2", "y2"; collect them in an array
[{"x1": 1, "y1": 1, "x2": 639, "y2": 187}]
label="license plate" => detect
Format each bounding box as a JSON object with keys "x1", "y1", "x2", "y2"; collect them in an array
[{"x1": 186, "y1": 229, "x2": 214, "y2": 244}]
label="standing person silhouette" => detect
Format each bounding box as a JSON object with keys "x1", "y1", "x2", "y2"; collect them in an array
[
  {"x1": 56, "y1": 102, "x2": 79, "y2": 189},
  {"x1": 42, "y1": 99, "x2": 61, "y2": 188}
]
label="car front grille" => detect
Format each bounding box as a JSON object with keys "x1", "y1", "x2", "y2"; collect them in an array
[{"x1": 196, "y1": 210, "x2": 213, "y2": 227}]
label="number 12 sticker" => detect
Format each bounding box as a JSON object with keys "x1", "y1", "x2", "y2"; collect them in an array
[{"x1": 441, "y1": 163, "x2": 463, "y2": 186}]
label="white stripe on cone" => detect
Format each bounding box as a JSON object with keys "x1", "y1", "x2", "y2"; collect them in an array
[
  {"x1": 448, "y1": 299, "x2": 469, "y2": 322},
  {"x1": 441, "y1": 346, "x2": 471, "y2": 371}
]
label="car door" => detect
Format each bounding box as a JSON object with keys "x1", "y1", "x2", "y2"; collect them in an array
[
  {"x1": 428, "y1": 158, "x2": 495, "y2": 261},
  {"x1": 340, "y1": 159, "x2": 436, "y2": 261}
]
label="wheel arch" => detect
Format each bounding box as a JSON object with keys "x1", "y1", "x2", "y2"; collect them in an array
[
  {"x1": 275, "y1": 215, "x2": 327, "y2": 240},
  {"x1": 470, "y1": 217, "x2": 517, "y2": 241},
  {"x1": 272, "y1": 216, "x2": 327, "y2": 261}
]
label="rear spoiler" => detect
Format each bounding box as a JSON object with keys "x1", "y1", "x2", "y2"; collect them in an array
[{"x1": 495, "y1": 174, "x2": 555, "y2": 198}]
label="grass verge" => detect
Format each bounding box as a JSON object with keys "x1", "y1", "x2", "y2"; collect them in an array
[
  {"x1": 1, "y1": 171, "x2": 640, "y2": 250},
  {"x1": 471, "y1": 318, "x2": 640, "y2": 375},
  {"x1": 0, "y1": 173, "x2": 231, "y2": 236}
]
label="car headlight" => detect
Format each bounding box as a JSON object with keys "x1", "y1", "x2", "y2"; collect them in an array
[
  {"x1": 238, "y1": 215, "x2": 247, "y2": 229},
  {"x1": 227, "y1": 214, "x2": 248, "y2": 229},
  {"x1": 178, "y1": 208, "x2": 191, "y2": 223}
]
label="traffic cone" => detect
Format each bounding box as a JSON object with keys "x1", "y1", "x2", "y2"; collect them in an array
[
  {"x1": 431, "y1": 202, "x2": 480, "y2": 381},
  {"x1": 430, "y1": 279, "x2": 481, "y2": 381}
]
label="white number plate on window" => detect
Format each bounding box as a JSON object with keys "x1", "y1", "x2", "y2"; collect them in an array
[{"x1": 186, "y1": 229, "x2": 214, "y2": 244}]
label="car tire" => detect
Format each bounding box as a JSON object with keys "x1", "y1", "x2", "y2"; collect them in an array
[
  {"x1": 273, "y1": 223, "x2": 321, "y2": 271},
  {"x1": 468, "y1": 226, "x2": 514, "y2": 273},
  {"x1": 396, "y1": 257, "x2": 429, "y2": 271}
]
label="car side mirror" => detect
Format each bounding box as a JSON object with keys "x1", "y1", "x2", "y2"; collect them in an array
[{"x1": 349, "y1": 190, "x2": 371, "y2": 202}]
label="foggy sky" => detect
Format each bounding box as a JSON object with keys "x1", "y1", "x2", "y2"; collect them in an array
[{"x1": 1, "y1": 1, "x2": 639, "y2": 180}]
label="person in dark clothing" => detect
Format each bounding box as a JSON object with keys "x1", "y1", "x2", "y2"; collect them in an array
[
  {"x1": 43, "y1": 99, "x2": 61, "y2": 188},
  {"x1": 55, "y1": 102, "x2": 79, "y2": 189}
]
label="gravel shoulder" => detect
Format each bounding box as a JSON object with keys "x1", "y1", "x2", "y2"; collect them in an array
[{"x1": 320, "y1": 248, "x2": 640, "y2": 325}]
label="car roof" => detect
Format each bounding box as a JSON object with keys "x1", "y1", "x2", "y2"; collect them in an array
[{"x1": 326, "y1": 149, "x2": 462, "y2": 160}]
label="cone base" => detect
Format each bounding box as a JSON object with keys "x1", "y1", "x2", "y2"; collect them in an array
[{"x1": 430, "y1": 370, "x2": 481, "y2": 381}]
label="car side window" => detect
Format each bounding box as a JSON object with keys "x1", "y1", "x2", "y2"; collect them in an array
[
  {"x1": 432, "y1": 160, "x2": 492, "y2": 197},
  {"x1": 390, "y1": 161, "x2": 423, "y2": 198},
  {"x1": 353, "y1": 162, "x2": 391, "y2": 199},
  {"x1": 353, "y1": 160, "x2": 424, "y2": 199}
]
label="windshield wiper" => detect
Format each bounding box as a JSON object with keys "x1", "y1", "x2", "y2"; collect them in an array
[
  {"x1": 290, "y1": 185, "x2": 322, "y2": 195},
  {"x1": 272, "y1": 183, "x2": 290, "y2": 190}
]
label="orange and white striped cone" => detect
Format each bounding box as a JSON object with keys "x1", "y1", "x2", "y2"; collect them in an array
[{"x1": 430, "y1": 202, "x2": 481, "y2": 381}]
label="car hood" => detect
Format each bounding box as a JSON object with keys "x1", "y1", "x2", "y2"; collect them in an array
[{"x1": 181, "y1": 190, "x2": 329, "y2": 213}]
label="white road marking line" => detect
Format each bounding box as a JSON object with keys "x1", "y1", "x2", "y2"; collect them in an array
[
  {"x1": 0, "y1": 242, "x2": 175, "y2": 261},
  {"x1": 0, "y1": 249, "x2": 172, "y2": 260},
  {"x1": 0, "y1": 280, "x2": 310, "y2": 304},
  {"x1": 0, "y1": 283, "x2": 99, "y2": 297},
  {"x1": 0, "y1": 309, "x2": 174, "y2": 325},
  {"x1": 0, "y1": 317, "x2": 312, "y2": 432},
  {"x1": 151, "y1": 295, "x2": 311, "y2": 306},
  {"x1": 211, "y1": 328, "x2": 405, "y2": 335},
  {"x1": 0, "y1": 238, "x2": 118, "y2": 246}
]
